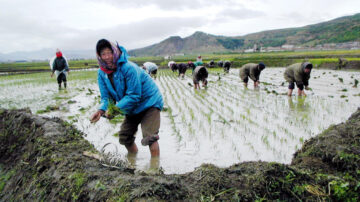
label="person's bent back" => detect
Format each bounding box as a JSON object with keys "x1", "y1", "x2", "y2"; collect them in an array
[
  {"x1": 284, "y1": 62, "x2": 312, "y2": 96},
  {"x1": 143, "y1": 62, "x2": 158, "y2": 79},
  {"x1": 239, "y1": 62, "x2": 265, "y2": 88},
  {"x1": 177, "y1": 63, "x2": 188, "y2": 79},
  {"x1": 223, "y1": 61, "x2": 231, "y2": 73},
  {"x1": 193, "y1": 66, "x2": 208, "y2": 89}
]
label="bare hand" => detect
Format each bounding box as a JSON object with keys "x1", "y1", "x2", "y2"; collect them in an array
[
  {"x1": 90, "y1": 110, "x2": 104, "y2": 123},
  {"x1": 104, "y1": 110, "x2": 114, "y2": 119},
  {"x1": 51, "y1": 73, "x2": 54, "y2": 78}
]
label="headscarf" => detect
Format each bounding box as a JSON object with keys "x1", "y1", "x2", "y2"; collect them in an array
[
  {"x1": 302, "y1": 62, "x2": 313, "y2": 74},
  {"x1": 56, "y1": 49, "x2": 62, "y2": 58},
  {"x1": 258, "y1": 62, "x2": 265, "y2": 71},
  {"x1": 96, "y1": 40, "x2": 121, "y2": 74}
]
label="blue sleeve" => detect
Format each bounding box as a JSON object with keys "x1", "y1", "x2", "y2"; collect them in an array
[
  {"x1": 116, "y1": 64, "x2": 141, "y2": 113},
  {"x1": 98, "y1": 72, "x2": 110, "y2": 111}
]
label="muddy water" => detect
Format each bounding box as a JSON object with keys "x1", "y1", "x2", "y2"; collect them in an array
[{"x1": 0, "y1": 68, "x2": 359, "y2": 174}]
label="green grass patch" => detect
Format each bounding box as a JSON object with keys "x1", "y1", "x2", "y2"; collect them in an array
[
  {"x1": 0, "y1": 169, "x2": 16, "y2": 192},
  {"x1": 36, "y1": 105, "x2": 60, "y2": 114}
]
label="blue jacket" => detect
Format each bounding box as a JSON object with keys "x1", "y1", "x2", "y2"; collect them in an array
[{"x1": 97, "y1": 45, "x2": 163, "y2": 115}]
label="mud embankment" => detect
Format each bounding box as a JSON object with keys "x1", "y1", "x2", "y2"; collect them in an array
[
  {"x1": 0, "y1": 108, "x2": 359, "y2": 201},
  {"x1": 318, "y1": 60, "x2": 360, "y2": 70}
]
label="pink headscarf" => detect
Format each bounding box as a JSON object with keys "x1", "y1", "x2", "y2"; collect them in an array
[{"x1": 96, "y1": 41, "x2": 121, "y2": 74}]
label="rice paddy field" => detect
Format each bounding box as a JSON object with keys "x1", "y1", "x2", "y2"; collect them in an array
[{"x1": 0, "y1": 67, "x2": 359, "y2": 174}]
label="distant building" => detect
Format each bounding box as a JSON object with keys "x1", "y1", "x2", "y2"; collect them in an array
[
  {"x1": 281, "y1": 44, "x2": 295, "y2": 50},
  {"x1": 244, "y1": 49, "x2": 255, "y2": 53},
  {"x1": 266, "y1": 46, "x2": 282, "y2": 52}
]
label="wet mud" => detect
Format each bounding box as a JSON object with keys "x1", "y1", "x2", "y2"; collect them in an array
[{"x1": 0, "y1": 108, "x2": 359, "y2": 201}]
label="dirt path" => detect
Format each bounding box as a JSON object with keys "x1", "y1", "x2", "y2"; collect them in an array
[{"x1": 0, "y1": 108, "x2": 359, "y2": 201}]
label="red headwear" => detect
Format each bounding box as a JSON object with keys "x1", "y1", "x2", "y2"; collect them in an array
[{"x1": 56, "y1": 51, "x2": 62, "y2": 58}]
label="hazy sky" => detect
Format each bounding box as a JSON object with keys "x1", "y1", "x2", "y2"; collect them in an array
[{"x1": 0, "y1": 0, "x2": 359, "y2": 53}]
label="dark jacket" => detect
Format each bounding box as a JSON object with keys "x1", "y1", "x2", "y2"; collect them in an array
[
  {"x1": 208, "y1": 60, "x2": 215, "y2": 67},
  {"x1": 284, "y1": 62, "x2": 311, "y2": 87},
  {"x1": 178, "y1": 63, "x2": 188, "y2": 74},
  {"x1": 171, "y1": 63, "x2": 178, "y2": 72},
  {"x1": 217, "y1": 61, "x2": 224, "y2": 67},
  {"x1": 224, "y1": 61, "x2": 231, "y2": 68},
  {"x1": 52, "y1": 57, "x2": 68, "y2": 72},
  {"x1": 239, "y1": 63, "x2": 262, "y2": 82},
  {"x1": 193, "y1": 66, "x2": 208, "y2": 83},
  {"x1": 188, "y1": 62, "x2": 196, "y2": 72}
]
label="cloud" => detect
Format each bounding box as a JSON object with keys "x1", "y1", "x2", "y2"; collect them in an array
[
  {"x1": 1, "y1": 0, "x2": 359, "y2": 54},
  {"x1": 0, "y1": 1, "x2": 207, "y2": 53},
  {"x1": 91, "y1": 0, "x2": 241, "y2": 10},
  {"x1": 218, "y1": 8, "x2": 265, "y2": 19},
  {"x1": 54, "y1": 16, "x2": 208, "y2": 52}
]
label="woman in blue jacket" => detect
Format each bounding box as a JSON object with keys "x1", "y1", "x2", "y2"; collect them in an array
[{"x1": 90, "y1": 39, "x2": 163, "y2": 157}]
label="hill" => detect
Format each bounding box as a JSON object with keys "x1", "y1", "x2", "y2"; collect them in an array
[
  {"x1": 129, "y1": 13, "x2": 360, "y2": 56},
  {"x1": 240, "y1": 13, "x2": 360, "y2": 48},
  {"x1": 129, "y1": 31, "x2": 243, "y2": 56}
]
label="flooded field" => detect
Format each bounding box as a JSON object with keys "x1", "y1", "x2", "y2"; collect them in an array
[{"x1": 0, "y1": 68, "x2": 359, "y2": 174}]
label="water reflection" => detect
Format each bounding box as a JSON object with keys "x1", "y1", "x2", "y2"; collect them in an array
[
  {"x1": 126, "y1": 153, "x2": 137, "y2": 167},
  {"x1": 288, "y1": 96, "x2": 310, "y2": 112},
  {"x1": 150, "y1": 156, "x2": 160, "y2": 170}
]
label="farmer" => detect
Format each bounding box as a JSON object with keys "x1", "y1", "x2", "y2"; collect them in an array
[
  {"x1": 177, "y1": 63, "x2": 188, "y2": 79},
  {"x1": 284, "y1": 62, "x2": 313, "y2": 96},
  {"x1": 193, "y1": 66, "x2": 208, "y2": 89},
  {"x1": 239, "y1": 62, "x2": 266, "y2": 88},
  {"x1": 188, "y1": 61, "x2": 196, "y2": 73},
  {"x1": 217, "y1": 60, "x2": 224, "y2": 68},
  {"x1": 208, "y1": 60, "x2": 215, "y2": 68},
  {"x1": 338, "y1": 58, "x2": 348, "y2": 70},
  {"x1": 170, "y1": 63, "x2": 178, "y2": 72},
  {"x1": 143, "y1": 62, "x2": 158, "y2": 79},
  {"x1": 51, "y1": 49, "x2": 69, "y2": 89},
  {"x1": 168, "y1": 61, "x2": 176, "y2": 72},
  {"x1": 197, "y1": 55, "x2": 203, "y2": 63},
  {"x1": 90, "y1": 39, "x2": 163, "y2": 158},
  {"x1": 223, "y1": 60, "x2": 231, "y2": 73}
]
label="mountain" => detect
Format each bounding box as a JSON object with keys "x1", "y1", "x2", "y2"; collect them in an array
[
  {"x1": 240, "y1": 13, "x2": 360, "y2": 48},
  {"x1": 129, "y1": 31, "x2": 244, "y2": 56},
  {"x1": 129, "y1": 13, "x2": 360, "y2": 56}
]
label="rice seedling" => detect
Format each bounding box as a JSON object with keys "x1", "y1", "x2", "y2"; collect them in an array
[{"x1": 353, "y1": 79, "x2": 359, "y2": 88}]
